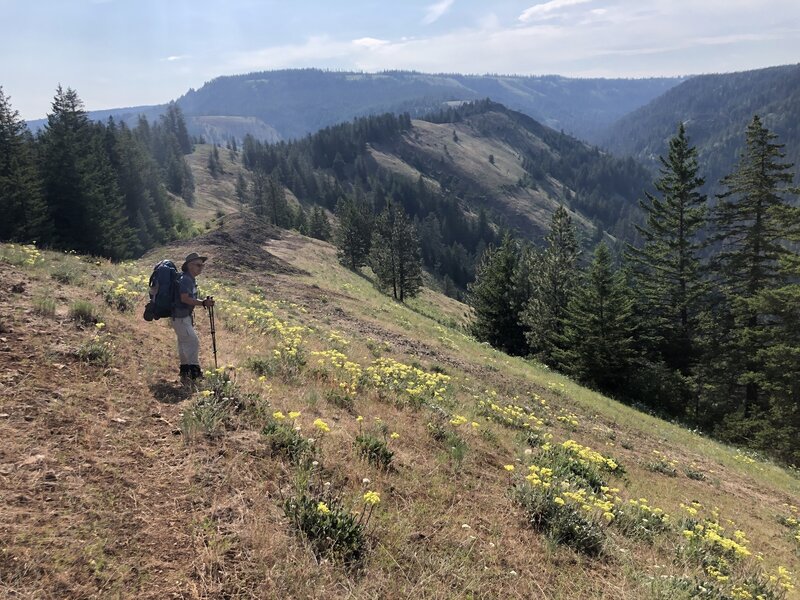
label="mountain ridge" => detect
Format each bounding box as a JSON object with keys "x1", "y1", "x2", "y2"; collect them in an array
[
  {"x1": 27, "y1": 68, "x2": 685, "y2": 144},
  {"x1": 600, "y1": 63, "x2": 800, "y2": 191}
]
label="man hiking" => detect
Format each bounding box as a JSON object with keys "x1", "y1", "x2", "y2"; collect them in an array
[{"x1": 172, "y1": 252, "x2": 214, "y2": 381}]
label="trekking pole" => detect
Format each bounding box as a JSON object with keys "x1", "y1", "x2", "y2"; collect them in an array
[{"x1": 206, "y1": 296, "x2": 218, "y2": 369}]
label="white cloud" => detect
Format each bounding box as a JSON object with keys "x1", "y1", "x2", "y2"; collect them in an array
[
  {"x1": 217, "y1": 1, "x2": 800, "y2": 79},
  {"x1": 423, "y1": 0, "x2": 455, "y2": 25},
  {"x1": 163, "y1": 55, "x2": 189, "y2": 62},
  {"x1": 519, "y1": 0, "x2": 593, "y2": 22},
  {"x1": 352, "y1": 37, "x2": 390, "y2": 49}
]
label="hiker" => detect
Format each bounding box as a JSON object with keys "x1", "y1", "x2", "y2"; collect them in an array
[{"x1": 172, "y1": 252, "x2": 214, "y2": 380}]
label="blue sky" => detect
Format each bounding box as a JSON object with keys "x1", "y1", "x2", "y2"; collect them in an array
[{"x1": 2, "y1": 0, "x2": 799, "y2": 119}]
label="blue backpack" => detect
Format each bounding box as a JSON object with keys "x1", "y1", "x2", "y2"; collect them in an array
[{"x1": 143, "y1": 260, "x2": 180, "y2": 321}]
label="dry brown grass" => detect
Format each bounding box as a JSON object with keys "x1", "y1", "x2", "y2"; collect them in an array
[{"x1": 0, "y1": 229, "x2": 798, "y2": 599}]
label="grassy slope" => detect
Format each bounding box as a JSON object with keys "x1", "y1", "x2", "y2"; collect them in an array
[
  {"x1": 1, "y1": 225, "x2": 798, "y2": 599},
  {"x1": 369, "y1": 117, "x2": 593, "y2": 239}
]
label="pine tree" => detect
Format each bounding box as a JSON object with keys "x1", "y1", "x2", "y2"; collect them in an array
[
  {"x1": 559, "y1": 243, "x2": 636, "y2": 393},
  {"x1": 742, "y1": 242, "x2": 800, "y2": 463},
  {"x1": 627, "y1": 123, "x2": 707, "y2": 376},
  {"x1": 38, "y1": 85, "x2": 90, "y2": 251},
  {"x1": 0, "y1": 87, "x2": 50, "y2": 242},
  {"x1": 710, "y1": 115, "x2": 798, "y2": 418},
  {"x1": 235, "y1": 172, "x2": 249, "y2": 205},
  {"x1": 521, "y1": 205, "x2": 580, "y2": 366},
  {"x1": 207, "y1": 144, "x2": 222, "y2": 178},
  {"x1": 308, "y1": 205, "x2": 332, "y2": 241},
  {"x1": 468, "y1": 234, "x2": 527, "y2": 354},
  {"x1": 335, "y1": 195, "x2": 372, "y2": 270},
  {"x1": 369, "y1": 202, "x2": 422, "y2": 302}
]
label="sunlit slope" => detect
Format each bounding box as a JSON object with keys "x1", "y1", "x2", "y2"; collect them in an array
[{"x1": 0, "y1": 228, "x2": 797, "y2": 599}]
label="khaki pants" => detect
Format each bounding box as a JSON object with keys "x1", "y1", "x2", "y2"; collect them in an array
[{"x1": 172, "y1": 315, "x2": 200, "y2": 365}]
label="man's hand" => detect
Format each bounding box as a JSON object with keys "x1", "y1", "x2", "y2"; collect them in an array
[{"x1": 203, "y1": 296, "x2": 215, "y2": 308}]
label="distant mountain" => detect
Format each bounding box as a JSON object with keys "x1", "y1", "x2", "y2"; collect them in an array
[
  {"x1": 600, "y1": 63, "x2": 800, "y2": 191},
  {"x1": 27, "y1": 69, "x2": 683, "y2": 144},
  {"x1": 176, "y1": 69, "x2": 683, "y2": 143}
]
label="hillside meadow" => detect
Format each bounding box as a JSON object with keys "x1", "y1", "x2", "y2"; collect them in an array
[{"x1": 0, "y1": 225, "x2": 797, "y2": 599}]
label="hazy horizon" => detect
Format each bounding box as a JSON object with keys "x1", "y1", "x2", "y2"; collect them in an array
[{"x1": 3, "y1": 0, "x2": 799, "y2": 120}]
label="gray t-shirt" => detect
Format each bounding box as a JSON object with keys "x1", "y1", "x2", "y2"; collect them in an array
[{"x1": 172, "y1": 273, "x2": 197, "y2": 318}]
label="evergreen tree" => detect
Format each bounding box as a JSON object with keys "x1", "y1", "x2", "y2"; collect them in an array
[
  {"x1": 308, "y1": 205, "x2": 332, "y2": 241},
  {"x1": 629, "y1": 123, "x2": 707, "y2": 361},
  {"x1": 334, "y1": 195, "x2": 372, "y2": 270},
  {"x1": 468, "y1": 234, "x2": 527, "y2": 354},
  {"x1": 742, "y1": 239, "x2": 800, "y2": 464},
  {"x1": 369, "y1": 202, "x2": 422, "y2": 302},
  {"x1": 710, "y1": 115, "x2": 798, "y2": 418},
  {"x1": 235, "y1": 172, "x2": 249, "y2": 205},
  {"x1": 207, "y1": 144, "x2": 222, "y2": 178},
  {"x1": 521, "y1": 205, "x2": 580, "y2": 366},
  {"x1": 294, "y1": 205, "x2": 308, "y2": 235},
  {"x1": 38, "y1": 86, "x2": 132, "y2": 257},
  {"x1": 0, "y1": 87, "x2": 50, "y2": 242},
  {"x1": 559, "y1": 243, "x2": 636, "y2": 393}
]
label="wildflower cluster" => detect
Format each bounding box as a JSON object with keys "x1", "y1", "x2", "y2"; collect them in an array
[
  {"x1": 510, "y1": 462, "x2": 606, "y2": 556},
  {"x1": 327, "y1": 330, "x2": 350, "y2": 347},
  {"x1": 100, "y1": 272, "x2": 148, "y2": 311},
  {"x1": 556, "y1": 412, "x2": 580, "y2": 429},
  {"x1": 281, "y1": 459, "x2": 381, "y2": 568},
  {"x1": 203, "y1": 282, "x2": 308, "y2": 372},
  {"x1": 561, "y1": 439, "x2": 622, "y2": 474},
  {"x1": 646, "y1": 457, "x2": 679, "y2": 477},
  {"x1": 77, "y1": 323, "x2": 114, "y2": 366},
  {"x1": 612, "y1": 497, "x2": 671, "y2": 541},
  {"x1": 0, "y1": 243, "x2": 43, "y2": 267},
  {"x1": 778, "y1": 504, "x2": 800, "y2": 547},
  {"x1": 310, "y1": 349, "x2": 363, "y2": 395},
  {"x1": 365, "y1": 357, "x2": 450, "y2": 407},
  {"x1": 262, "y1": 410, "x2": 316, "y2": 465},
  {"x1": 181, "y1": 367, "x2": 241, "y2": 439},
  {"x1": 676, "y1": 502, "x2": 794, "y2": 598},
  {"x1": 477, "y1": 392, "x2": 545, "y2": 432}
]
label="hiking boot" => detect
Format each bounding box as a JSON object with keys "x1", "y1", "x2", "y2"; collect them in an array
[
  {"x1": 179, "y1": 364, "x2": 191, "y2": 381},
  {"x1": 189, "y1": 365, "x2": 203, "y2": 380}
]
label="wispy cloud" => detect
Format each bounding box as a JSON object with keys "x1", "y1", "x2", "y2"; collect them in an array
[
  {"x1": 163, "y1": 55, "x2": 189, "y2": 62},
  {"x1": 423, "y1": 0, "x2": 455, "y2": 25},
  {"x1": 217, "y1": 1, "x2": 800, "y2": 80},
  {"x1": 352, "y1": 37, "x2": 390, "y2": 49},
  {"x1": 519, "y1": 0, "x2": 593, "y2": 22}
]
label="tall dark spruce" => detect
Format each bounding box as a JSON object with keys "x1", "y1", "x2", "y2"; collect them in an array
[
  {"x1": 559, "y1": 243, "x2": 636, "y2": 394},
  {"x1": 521, "y1": 205, "x2": 580, "y2": 367},
  {"x1": 703, "y1": 115, "x2": 799, "y2": 453},
  {"x1": 0, "y1": 87, "x2": 50, "y2": 242}
]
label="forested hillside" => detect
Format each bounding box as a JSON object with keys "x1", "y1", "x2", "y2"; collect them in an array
[
  {"x1": 471, "y1": 118, "x2": 800, "y2": 465},
  {"x1": 235, "y1": 100, "x2": 651, "y2": 295},
  {"x1": 1, "y1": 86, "x2": 195, "y2": 259},
  {"x1": 601, "y1": 63, "x2": 800, "y2": 192}
]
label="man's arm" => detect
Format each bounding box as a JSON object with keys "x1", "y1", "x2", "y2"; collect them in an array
[{"x1": 180, "y1": 293, "x2": 212, "y2": 307}]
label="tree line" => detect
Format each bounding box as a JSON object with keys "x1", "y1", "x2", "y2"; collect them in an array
[
  {"x1": 469, "y1": 118, "x2": 800, "y2": 465},
  {"x1": 0, "y1": 86, "x2": 194, "y2": 259}
]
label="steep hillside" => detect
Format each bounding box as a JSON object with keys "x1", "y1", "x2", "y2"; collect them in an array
[
  {"x1": 1, "y1": 223, "x2": 798, "y2": 599},
  {"x1": 394, "y1": 102, "x2": 650, "y2": 240},
  {"x1": 601, "y1": 63, "x2": 800, "y2": 191},
  {"x1": 28, "y1": 69, "x2": 683, "y2": 144}
]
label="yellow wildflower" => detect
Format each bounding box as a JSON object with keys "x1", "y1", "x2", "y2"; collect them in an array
[{"x1": 363, "y1": 491, "x2": 380, "y2": 505}]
